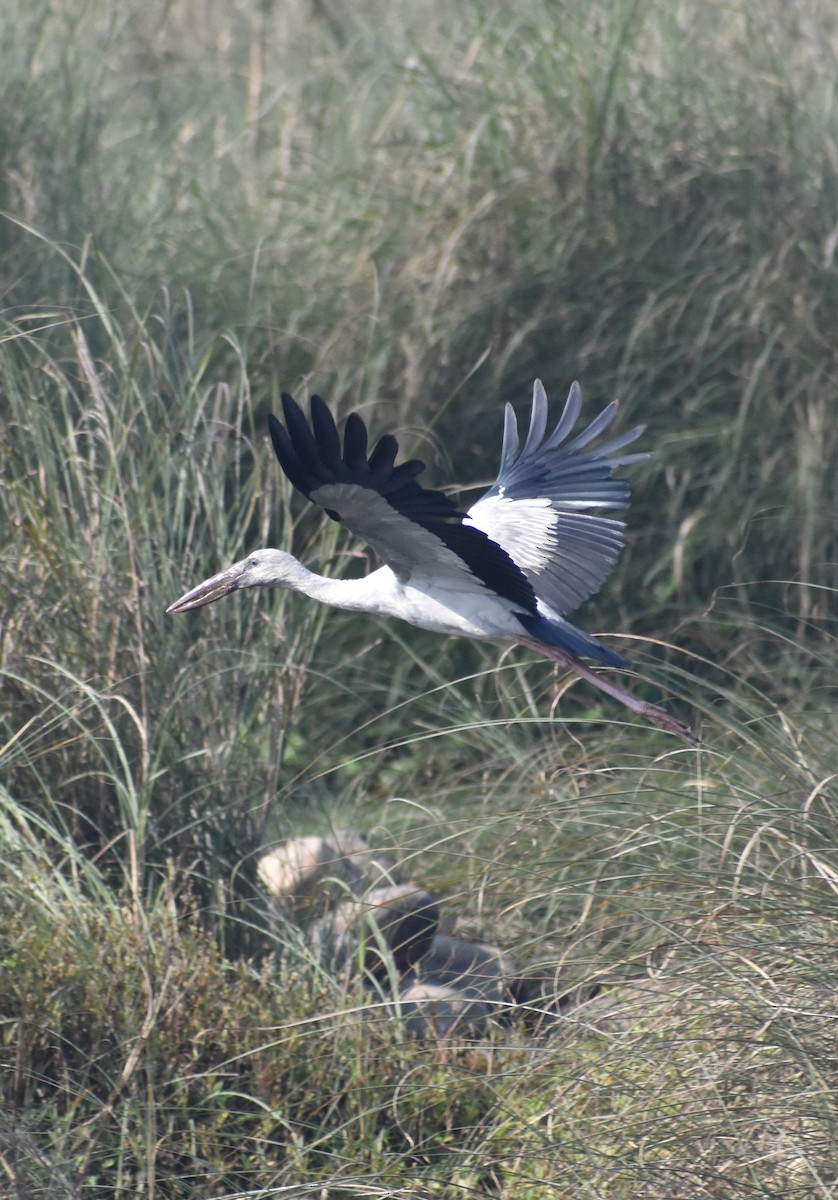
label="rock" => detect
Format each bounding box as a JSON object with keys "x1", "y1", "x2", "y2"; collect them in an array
[
  {"x1": 257, "y1": 836, "x2": 336, "y2": 900},
  {"x1": 311, "y1": 883, "x2": 439, "y2": 977},
  {"x1": 327, "y1": 830, "x2": 400, "y2": 891},
  {"x1": 395, "y1": 980, "x2": 490, "y2": 1039},
  {"x1": 403, "y1": 934, "x2": 518, "y2": 1013},
  {"x1": 256, "y1": 830, "x2": 400, "y2": 913}
]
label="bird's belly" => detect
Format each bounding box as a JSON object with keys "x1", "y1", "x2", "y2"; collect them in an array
[{"x1": 389, "y1": 580, "x2": 522, "y2": 641}]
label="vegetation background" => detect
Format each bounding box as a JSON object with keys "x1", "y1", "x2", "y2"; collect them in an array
[{"x1": 1, "y1": 0, "x2": 836, "y2": 1195}]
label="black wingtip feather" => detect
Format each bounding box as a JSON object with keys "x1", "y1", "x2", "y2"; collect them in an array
[
  {"x1": 281, "y1": 393, "x2": 323, "y2": 477},
  {"x1": 342, "y1": 412, "x2": 368, "y2": 470},
  {"x1": 267, "y1": 391, "x2": 538, "y2": 612},
  {"x1": 309, "y1": 395, "x2": 343, "y2": 473},
  {"x1": 268, "y1": 412, "x2": 312, "y2": 497},
  {"x1": 367, "y1": 433, "x2": 399, "y2": 476}
]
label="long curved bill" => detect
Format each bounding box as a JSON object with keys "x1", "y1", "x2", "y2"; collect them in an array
[{"x1": 166, "y1": 560, "x2": 247, "y2": 614}]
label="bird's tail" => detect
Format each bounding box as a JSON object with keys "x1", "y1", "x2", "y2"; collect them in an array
[{"x1": 514, "y1": 611, "x2": 630, "y2": 668}]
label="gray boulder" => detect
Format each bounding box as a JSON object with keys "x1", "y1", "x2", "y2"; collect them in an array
[
  {"x1": 396, "y1": 980, "x2": 491, "y2": 1039},
  {"x1": 257, "y1": 831, "x2": 399, "y2": 915},
  {"x1": 311, "y1": 883, "x2": 440, "y2": 978}
]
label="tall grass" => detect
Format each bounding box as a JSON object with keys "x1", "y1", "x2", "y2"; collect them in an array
[
  {"x1": 2, "y1": 669, "x2": 836, "y2": 1195},
  {"x1": 3, "y1": 0, "x2": 837, "y2": 619},
  {"x1": 1, "y1": 0, "x2": 837, "y2": 1195}
]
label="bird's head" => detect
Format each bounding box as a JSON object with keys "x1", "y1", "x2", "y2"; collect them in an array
[{"x1": 166, "y1": 548, "x2": 301, "y2": 614}]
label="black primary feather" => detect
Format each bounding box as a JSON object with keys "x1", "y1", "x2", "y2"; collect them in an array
[{"x1": 268, "y1": 394, "x2": 537, "y2": 613}]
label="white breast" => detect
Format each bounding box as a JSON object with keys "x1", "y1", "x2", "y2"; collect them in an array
[{"x1": 375, "y1": 568, "x2": 524, "y2": 641}]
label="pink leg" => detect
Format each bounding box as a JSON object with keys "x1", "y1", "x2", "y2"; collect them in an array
[{"x1": 519, "y1": 638, "x2": 697, "y2": 745}]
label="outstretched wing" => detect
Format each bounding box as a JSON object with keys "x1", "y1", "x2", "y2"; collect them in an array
[
  {"x1": 466, "y1": 380, "x2": 648, "y2": 616},
  {"x1": 268, "y1": 393, "x2": 537, "y2": 612}
]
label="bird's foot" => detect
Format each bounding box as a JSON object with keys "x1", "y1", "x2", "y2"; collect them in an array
[{"x1": 638, "y1": 701, "x2": 699, "y2": 746}]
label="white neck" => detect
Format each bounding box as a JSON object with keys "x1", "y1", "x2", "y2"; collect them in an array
[
  {"x1": 259, "y1": 552, "x2": 520, "y2": 641},
  {"x1": 282, "y1": 560, "x2": 394, "y2": 614}
]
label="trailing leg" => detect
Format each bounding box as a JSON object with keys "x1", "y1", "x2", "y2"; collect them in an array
[{"x1": 519, "y1": 638, "x2": 697, "y2": 745}]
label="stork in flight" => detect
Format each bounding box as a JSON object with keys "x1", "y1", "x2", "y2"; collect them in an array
[{"x1": 167, "y1": 381, "x2": 695, "y2": 743}]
